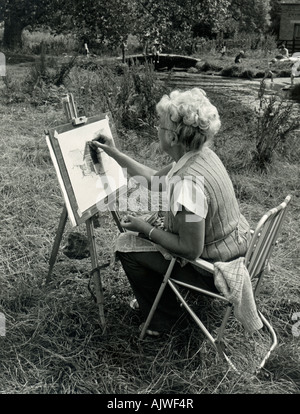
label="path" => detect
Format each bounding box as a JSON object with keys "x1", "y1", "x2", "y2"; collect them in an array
[{"x1": 157, "y1": 72, "x2": 295, "y2": 108}]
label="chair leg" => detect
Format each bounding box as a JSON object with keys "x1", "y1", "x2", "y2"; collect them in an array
[
  {"x1": 168, "y1": 281, "x2": 239, "y2": 372},
  {"x1": 139, "y1": 257, "x2": 177, "y2": 340},
  {"x1": 215, "y1": 303, "x2": 233, "y2": 346},
  {"x1": 215, "y1": 307, "x2": 277, "y2": 374},
  {"x1": 168, "y1": 279, "x2": 216, "y2": 347},
  {"x1": 256, "y1": 310, "x2": 278, "y2": 372},
  {"x1": 213, "y1": 304, "x2": 242, "y2": 372}
]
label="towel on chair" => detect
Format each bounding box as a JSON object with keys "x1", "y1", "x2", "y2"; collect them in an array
[{"x1": 213, "y1": 257, "x2": 263, "y2": 333}]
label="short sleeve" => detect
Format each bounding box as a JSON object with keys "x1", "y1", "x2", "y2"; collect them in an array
[{"x1": 168, "y1": 175, "x2": 208, "y2": 219}]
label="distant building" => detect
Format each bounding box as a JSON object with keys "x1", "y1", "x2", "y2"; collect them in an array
[{"x1": 279, "y1": 0, "x2": 300, "y2": 53}]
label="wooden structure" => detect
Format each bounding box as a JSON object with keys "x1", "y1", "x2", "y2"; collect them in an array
[
  {"x1": 279, "y1": 0, "x2": 300, "y2": 53},
  {"x1": 120, "y1": 53, "x2": 201, "y2": 71}
]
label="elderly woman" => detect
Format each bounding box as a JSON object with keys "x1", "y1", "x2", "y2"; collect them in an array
[{"x1": 91, "y1": 88, "x2": 251, "y2": 336}]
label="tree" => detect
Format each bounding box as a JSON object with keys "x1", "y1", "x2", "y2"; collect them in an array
[
  {"x1": 134, "y1": 0, "x2": 230, "y2": 51},
  {"x1": 268, "y1": 0, "x2": 281, "y2": 37},
  {"x1": 64, "y1": 0, "x2": 138, "y2": 48},
  {"x1": 0, "y1": 0, "x2": 274, "y2": 53},
  {"x1": 228, "y1": 0, "x2": 271, "y2": 34},
  {"x1": 0, "y1": 0, "x2": 56, "y2": 49}
]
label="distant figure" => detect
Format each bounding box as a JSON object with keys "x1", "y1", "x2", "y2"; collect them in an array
[
  {"x1": 278, "y1": 45, "x2": 289, "y2": 59},
  {"x1": 151, "y1": 39, "x2": 162, "y2": 69},
  {"x1": 291, "y1": 60, "x2": 300, "y2": 86},
  {"x1": 84, "y1": 41, "x2": 89, "y2": 56},
  {"x1": 263, "y1": 58, "x2": 277, "y2": 86},
  {"x1": 235, "y1": 50, "x2": 245, "y2": 64},
  {"x1": 143, "y1": 31, "x2": 150, "y2": 55},
  {"x1": 220, "y1": 43, "x2": 227, "y2": 57},
  {"x1": 121, "y1": 40, "x2": 128, "y2": 63}
]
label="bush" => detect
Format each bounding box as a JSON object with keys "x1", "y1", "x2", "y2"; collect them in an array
[
  {"x1": 115, "y1": 61, "x2": 168, "y2": 130},
  {"x1": 198, "y1": 61, "x2": 223, "y2": 73},
  {"x1": 1, "y1": 73, "x2": 28, "y2": 104},
  {"x1": 220, "y1": 65, "x2": 257, "y2": 79},
  {"x1": 64, "y1": 59, "x2": 168, "y2": 133},
  {"x1": 220, "y1": 65, "x2": 241, "y2": 77},
  {"x1": 22, "y1": 30, "x2": 79, "y2": 55},
  {"x1": 1, "y1": 47, "x2": 78, "y2": 106},
  {"x1": 250, "y1": 80, "x2": 300, "y2": 171},
  {"x1": 66, "y1": 64, "x2": 120, "y2": 119},
  {"x1": 24, "y1": 49, "x2": 77, "y2": 105},
  {"x1": 239, "y1": 69, "x2": 255, "y2": 79}
]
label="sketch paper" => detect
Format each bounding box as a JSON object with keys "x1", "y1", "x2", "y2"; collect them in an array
[{"x1": 48, "y1": 115, "x2": 127, "y2": 226}]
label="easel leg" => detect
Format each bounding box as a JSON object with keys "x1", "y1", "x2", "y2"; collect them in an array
[
  {"x1": 46, "y1": 205, "x2": 68, "y2": 284},
  {"x1": 86, "y1": 217, "x2": 106, "y2": 329}
]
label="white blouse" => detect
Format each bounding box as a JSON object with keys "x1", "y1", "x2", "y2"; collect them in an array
[{"x1": 166, "y1": 151, "x2": 208, "y2": 219}]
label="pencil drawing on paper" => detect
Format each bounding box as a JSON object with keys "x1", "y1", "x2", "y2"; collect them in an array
[{"x1": 50, "y1": 116, "x2": 127, "y2": 221}]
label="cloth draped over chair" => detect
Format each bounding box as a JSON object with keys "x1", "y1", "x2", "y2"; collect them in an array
[{"x1": 214, "y1": 257, "x2": 263, "y2": 333}]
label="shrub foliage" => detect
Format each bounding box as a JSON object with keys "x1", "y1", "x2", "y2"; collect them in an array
[{"x1": 250, "y1": 80, "x2": 300, "y2": 171}]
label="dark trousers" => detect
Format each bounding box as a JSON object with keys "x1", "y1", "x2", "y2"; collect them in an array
[{"x1": 117, "y1": 251, "x2": 218, "y2": 332}]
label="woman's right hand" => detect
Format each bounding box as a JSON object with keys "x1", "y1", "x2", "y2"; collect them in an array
[{"x1": 89, "y1": 132, "x2": 118, "y2": 158}]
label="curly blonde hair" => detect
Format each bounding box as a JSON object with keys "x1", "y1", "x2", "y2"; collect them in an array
[{"x1": 156, "y1": 88, "x2": 221, "y2": 151}]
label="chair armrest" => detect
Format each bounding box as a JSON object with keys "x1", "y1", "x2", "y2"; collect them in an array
[
  {"x1": 155, "y1": 247, "x2": 215, "y2": 274},
  {"x1": 190, "y1": 257, "x2": 214, "y2": 274}
]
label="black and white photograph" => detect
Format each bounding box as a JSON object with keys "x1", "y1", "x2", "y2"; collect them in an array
[{"x1": 0, "y1": 0, "x2": 299, "y2": 399}]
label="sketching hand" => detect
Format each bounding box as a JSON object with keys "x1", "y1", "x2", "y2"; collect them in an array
[
  {"x1": 89, "y1": 133, "x2": 117, "y2": 158},
  {"x1": 93, "y1": 132, "x2": 115, "y2": 148},
  {"x1": 120, "y1": 214, "x2": 147, "y2": 234}
]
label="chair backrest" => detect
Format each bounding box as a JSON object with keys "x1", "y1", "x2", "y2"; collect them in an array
[{"x1": 245, "y1": 195, "x2": 292, "y2": 284}]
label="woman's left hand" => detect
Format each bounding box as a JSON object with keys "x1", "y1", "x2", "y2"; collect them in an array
[{"x1": 120, "y1": 215, "x2": 148, "y2": 234}]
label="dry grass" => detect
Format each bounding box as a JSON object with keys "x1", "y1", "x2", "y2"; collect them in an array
[{"x1": 0, "y1": 60, "x2": 299, "y2": 396}]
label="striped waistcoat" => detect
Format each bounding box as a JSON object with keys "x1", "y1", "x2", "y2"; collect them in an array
[{"x1": 164, "y1": 147, "x2": 251, "y2": 262}]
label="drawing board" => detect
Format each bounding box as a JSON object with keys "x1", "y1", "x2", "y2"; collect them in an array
[{"x1": 46, "y1": 113, "x2": 127, "y2": 226}]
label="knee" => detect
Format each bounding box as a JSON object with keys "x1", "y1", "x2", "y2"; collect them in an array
[
  {"x1": 116, "y1": 251, "x2": 131, "y2": 266},
  {"x1": 116, "y1": 251, "x2": 140, "y2": 274}
]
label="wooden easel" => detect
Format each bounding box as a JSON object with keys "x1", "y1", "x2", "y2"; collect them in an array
[{"x1": 45, "y1": 94, "x2": 123, "y2": 330}]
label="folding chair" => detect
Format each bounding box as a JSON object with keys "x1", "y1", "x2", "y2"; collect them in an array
[{"x1": 139, "y1": 195, "x2": 292, "y2": 373}]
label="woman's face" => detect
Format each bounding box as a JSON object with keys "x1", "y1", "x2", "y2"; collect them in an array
[
  {"x1": 157, "y1": 115, "x2": 176, "y2": 154},
  {"x1": 158, "y1": 125, "x2": 170, "y2": 153}
]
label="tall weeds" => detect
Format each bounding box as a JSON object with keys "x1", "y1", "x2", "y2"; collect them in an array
[
  {"x1": 65, "y1": 60, "x2": 167, "y2": 133},
  {"x1": 22, "y1": 30, "x2": 79, "y2": 55},
  {"x1": 251, "y1": 81, "x2": 300, "y2": 171},
  {"x1": 116, "y1": 61, "x2": 167, "y2": 129}
]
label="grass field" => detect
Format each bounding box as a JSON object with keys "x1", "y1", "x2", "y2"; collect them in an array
[{"x1": 0, "y1": 55, "x2": 299, "y2": 395}]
